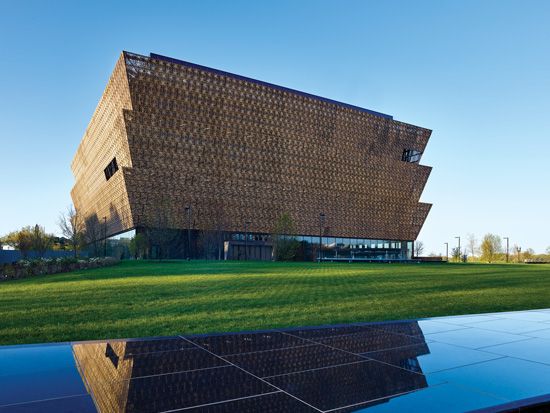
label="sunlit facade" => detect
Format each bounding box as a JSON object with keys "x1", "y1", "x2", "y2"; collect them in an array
[{"x1": 71, "y1": 51, "x2": 432, "y2": 261}]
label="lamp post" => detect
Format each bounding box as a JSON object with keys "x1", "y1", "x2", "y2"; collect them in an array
[
  {"x1": 504, "y1": 237, "x2": 509, "y2": 263},
  {"x1": 244, "y1": 221, "x2": 251, "y2": 260},
  {"x1": 103, "y1": 216, "x2": 107, "y2": 258},
  {"x1": 455, "y1": 236, "x2": 461, "y2": 262},
  {"x1": 185, "y1": 206, "x2": 192, "y2": 260},
  {"x1": 318, "y1": 213, "x2": 325, "y2": 262},
  {"x1": 444, "y1": 242, "x2": 449, "y2": 262}
]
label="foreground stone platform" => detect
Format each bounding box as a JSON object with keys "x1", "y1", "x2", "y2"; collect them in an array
[{"x1": 3, "y1": 310, "x2": 550, "y2": 412}]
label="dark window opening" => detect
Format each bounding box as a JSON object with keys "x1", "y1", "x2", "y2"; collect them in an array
[
  {"x1": 104, "y1": 157, "x2": 119, "y2": 181},
  {"x1": 402, "y1": 149, "x2": 422, "y2": 163}
]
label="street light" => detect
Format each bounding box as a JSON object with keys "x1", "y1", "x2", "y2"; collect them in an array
[
  {"x1": 103, "y1": 216, "x2": 107, "y2": 258},
  {"x1": 244, "y1": 221, "x2": 251, "y2": 260},
  {"x1": 503, "y1": 237, "x2": 509, "y2": 263},
  {"x1": 455, "y1": 236, "x2": 461, "y2": 262},
  {"x1": 185, "y1": 206, "x2": 192, "y2": 260},
  {"x1": 318, "y1": 213, "x2": 325, "y2": 262},
  {"x1": 444, "y1": 242, "x2": 449, "y2": 262}
]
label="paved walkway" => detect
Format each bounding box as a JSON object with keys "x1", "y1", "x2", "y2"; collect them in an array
[{"x1": 3, "y1": 309, "x2": 550, "y2": 412}]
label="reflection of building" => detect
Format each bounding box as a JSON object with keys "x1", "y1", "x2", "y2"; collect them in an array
[
  {"x1": 74, "y1": 342, "x2": 132, "y2": 413},
  {"x1": 71, "y1": 51, "x2": 432, "y2": 260},
  {"x1": 74, "y1": 322, "x2": 431, "y2": 412}
]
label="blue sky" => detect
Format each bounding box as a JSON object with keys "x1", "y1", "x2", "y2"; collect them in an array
[{"x1": 0, "y1": 0, "x2": 549, "y2": 254}]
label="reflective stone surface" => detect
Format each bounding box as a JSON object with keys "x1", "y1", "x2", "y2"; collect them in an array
[
  {"x1": 312, "y1": 329, "x2": 427, "y2": 353},
  {"x1": 426, "y1": 327, "x2": 530, "y2": 349},
  {"x1": 266, "y1": 360, "x2": 429, "y2": 411},
  {"x1": 225, "y1": 344, "x2": 364, "y2": 378},
  {"x1": 189, "y1": 331, "x2": 308, "y2": 355},
  {"x1": 0, "y1": 395, "x2": 97, "y2": 413},
  {"x1": 0, "y1": 344, "x2": 88, "y2": 407},
  {"x1": 428, "y1": 357, "x2": 550, "y2": 402},
  {"x1": 362, "y1": 341, "x2": 502, "y2": 374},
  {"x1": 3, "y1": 309, "x2": 550, "y2": 412}
]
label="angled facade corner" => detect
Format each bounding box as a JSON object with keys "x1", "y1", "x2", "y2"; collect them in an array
[{"x1": 71, "y1": 53, "x2": 135, "y2": 237}]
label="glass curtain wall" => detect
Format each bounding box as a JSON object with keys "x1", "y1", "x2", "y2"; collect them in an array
[{"x1": 230, "y1": 233, "x2": 413, "y2": 261}]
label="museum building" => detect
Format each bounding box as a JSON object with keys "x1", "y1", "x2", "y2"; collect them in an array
[{"x1": 71, "y1": 51, "x2": 432, "y2": 261}]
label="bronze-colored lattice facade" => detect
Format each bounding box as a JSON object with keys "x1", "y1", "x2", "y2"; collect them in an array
[{"x1": 71, "y1": 51, "x2": 432, "y2": 258}]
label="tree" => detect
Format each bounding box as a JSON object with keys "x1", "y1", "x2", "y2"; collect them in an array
[
  {"x1": 84, "y1": 216, "x2": 103, "y2": 257},
  {"x1": 58, "y1": 206, "x2": 85, "y2": 258},
  {"x1": 3, "y1": 227, "x2": 34, "y2": 258},
  {"x1": 451, "y1": 246, "x2": 461, "y2": 262},
  {"x1": 414, "y1": 241, "x2": 424, "y2": 257},
  {"x1": 129, "y1": 233, "x2": 148, "y2": 259},
  {"x1": 31, "y1": 224, "x2": 53, "y2": 258},
  {"x1": 272, "y1": 213, "x2": 299, "y2": 261},
  {"x1": 523, "y1": 248, "x2": 535, "y2": 261},
  {"x1": 480, "y1": 233, "x2": 502, "y2": 263},
  {"x1": 467, "y1": 233, "x2": 478, "y2": 258}
]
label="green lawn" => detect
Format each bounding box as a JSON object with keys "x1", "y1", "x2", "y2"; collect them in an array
[{"x1": 2, "y1": 260, "x2": 550, "y2": 345}]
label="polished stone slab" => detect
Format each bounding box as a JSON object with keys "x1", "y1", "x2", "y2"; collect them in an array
[
  {"x1": 284, "y1": 325, "x2": 375, "y2": 340},
  {"x1": 524, "y1": 328, "x2": 550, "y2": 339},
  {"x1": 434, "y1": 314, "x2": 503, "y2": 325},
  {"x1": 493, "y1": 311, "x2": 550, "y2": 323},
  {"x1": 362, "y1": 341, "x2": 502, "y2": 374},
  {"x1": 74, "y1": 342, "x2": 227, "y2": 379},
  {"x1": 3, "y1": 309, "x2": 550, "y2": 412},
  {"x1": 428, "y1": 356, "x2": 550, "y2": 403},
  {"x1": 188, "y1": 331, "x2": 308, "y2": 355},
  {"x1": 465, "y1": 318, "x2": 550, "y2": 334},
  {"x1": 368, "y1": 319, "x2": 469, "y2": 336},
  {"x1": 119, "y1": 366, "x2": 275, "y2": 412},
  {"x1": 426, "y1": 327, "x2": 530, "y2": 349},
  {"x1": 225, "y1": 343, "x2": 364, "y2": 378},
  {"x1": 265, "y1": 360, "x2": 429, "y2": 411},
  {"x1": 312, "y1": 329, "x2": 427, "y2": 353},
  {"x1": 0, "y1": 395, "x2": 97, "y2": 413},
  {"x1": 482, "y1": 337, "x2": 550, "y2": 365},
  {"x1": 180, "y1": 392, "x2": 317, "y2": 412},
  {"x1": 0, "y1": 344, "x2": 88, "y2": 407},
  {"x1": 339, "y1": 383, "x2": 506, "y2": 413}
]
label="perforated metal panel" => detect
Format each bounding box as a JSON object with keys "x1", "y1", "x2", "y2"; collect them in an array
[{"x1": 71, "y1": 51, "x2": 432, "y2": 243}]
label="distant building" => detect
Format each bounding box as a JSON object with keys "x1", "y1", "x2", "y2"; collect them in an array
[{"x1": 71, "y1": 51, "x2": 432, "y2": 260}]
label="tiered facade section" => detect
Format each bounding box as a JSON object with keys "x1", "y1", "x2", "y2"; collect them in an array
[{"x1": 71, "y1": 51, "x2": 432, "y2": 259}]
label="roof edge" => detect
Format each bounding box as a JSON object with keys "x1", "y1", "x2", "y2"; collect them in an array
[{"x1": 141, "y1": 52, "x2": 394, "y2": 121}]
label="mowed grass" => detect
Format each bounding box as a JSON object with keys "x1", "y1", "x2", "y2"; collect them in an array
[{"x1": 2, "y1": 260, "x2": 550, "y2": 345}]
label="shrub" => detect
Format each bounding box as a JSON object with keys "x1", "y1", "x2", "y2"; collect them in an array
[{"x1": 0, "y1": 257, "x2": 119, "y2": 281}]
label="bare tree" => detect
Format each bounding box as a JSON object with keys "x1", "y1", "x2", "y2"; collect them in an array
[
  {"x1": 451, "y1": 246, "x2": 461, "y2": 262},
  {"x1": 84, "y1": 216, "x2": 102, "y2": 257},
  {"x1": 523, "y1": 248, "x2": 535, "y2": 261},
  {"x1": 58, "y1": 206, "x2": 85, "y2": 258},
  {"x1": 414, "y1": 241, "x2": 424, "y2": 257},
  {"x1": 467, "y1": 233, "x2": 477, "y2": 258}
]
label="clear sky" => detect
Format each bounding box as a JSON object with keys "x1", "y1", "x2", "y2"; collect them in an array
[{"x1": 1, "y1": 0, "x2": 549, "y2": 255}]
